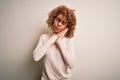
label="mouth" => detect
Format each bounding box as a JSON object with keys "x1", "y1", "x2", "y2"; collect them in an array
[{"x1": 54, "y1": 25, "x2": 61, "y2": 31}]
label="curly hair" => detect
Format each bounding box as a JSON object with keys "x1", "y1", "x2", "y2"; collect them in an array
[{"x1": 46, "y1": 5, "x2": 76, "y2": 38}]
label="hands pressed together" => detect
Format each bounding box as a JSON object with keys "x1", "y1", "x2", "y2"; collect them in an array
[{"x1": 56, "y1": 28, "x2": 68, "y2": 38}]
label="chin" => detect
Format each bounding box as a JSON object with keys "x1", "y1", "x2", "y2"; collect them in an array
[
  {"x1": 54, "y1": 31, "x2": 59, "y2": 34},
  {"x1": 54, "y1": 30, "x2": 60, "y2": 33}
]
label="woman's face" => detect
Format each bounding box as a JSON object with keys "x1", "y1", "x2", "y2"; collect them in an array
[{"x1": 53, "y1": 14, "x2": 67, "y2": 33}]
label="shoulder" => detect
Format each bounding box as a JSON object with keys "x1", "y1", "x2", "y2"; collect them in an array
[
  {"x1": 64, "y1": 37, "x2": 74, "y2": 46},
  {"x1": 40, "y1": 33, "x2": 53, "y2": 41},
  {"x1": 40, "y1": 33, "x2": 51, "y2": 38},
  {"x1": 65, "y1": 37, "x2": 74, "y2": 42}
]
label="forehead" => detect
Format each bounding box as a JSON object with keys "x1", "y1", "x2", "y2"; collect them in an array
[{"x1": 56, "y1": 14, "x2": 66, "y2": 21}]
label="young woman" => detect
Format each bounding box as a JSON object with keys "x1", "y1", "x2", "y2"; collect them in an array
[{"x1": 33, "y1": 5, "x2": 76, "y2": 80}]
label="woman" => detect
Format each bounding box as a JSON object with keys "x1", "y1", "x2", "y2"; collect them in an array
[{"x1": 33, "y1": 5, "x2": 76, "y2": 80}]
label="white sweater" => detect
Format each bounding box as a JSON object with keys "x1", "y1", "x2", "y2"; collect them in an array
[{"x1": 33, "y1": 33, "x2": 75, "y2": 80}]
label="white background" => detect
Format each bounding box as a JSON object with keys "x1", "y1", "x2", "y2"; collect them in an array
[{"x1": 0, "y1": 0, "x2": 120, "y2": 80}]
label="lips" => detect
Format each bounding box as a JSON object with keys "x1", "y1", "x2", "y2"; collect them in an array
[{"x1": 54, "y1": 25, "x2": 61, "y2": 31}]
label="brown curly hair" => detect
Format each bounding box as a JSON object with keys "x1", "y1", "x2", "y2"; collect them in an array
[{"x1": 46, "y1": 5, "x2": 76, "y2": 38}]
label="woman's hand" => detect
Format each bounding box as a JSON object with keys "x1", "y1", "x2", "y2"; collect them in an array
[{"x1": 56, "y1": 28, "x2": 68, "y2": 38}]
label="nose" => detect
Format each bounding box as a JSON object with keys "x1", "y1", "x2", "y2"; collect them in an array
[{"x1": 58, "y1": 21, "x2": 62, "y2": 26}]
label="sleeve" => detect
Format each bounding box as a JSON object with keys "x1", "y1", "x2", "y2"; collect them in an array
[
  {"x1": 33, "y1": 34, "x2": 58, "y2": 62},
  {"x1": 56, "y1": 38, "x2": 75, "y2": 69}
]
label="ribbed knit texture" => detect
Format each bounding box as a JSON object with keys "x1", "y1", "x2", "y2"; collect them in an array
[{"x1": 33, "y1": 33, "x2": 75, "y2": 80}]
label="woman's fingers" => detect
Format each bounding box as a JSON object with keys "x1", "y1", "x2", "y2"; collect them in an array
[
  {"x1": 61, "y1": 28, "x2": 68, "y2": 37},
  {"x1": 56, "y1": 28, "x2": 68, "y2": 38}
]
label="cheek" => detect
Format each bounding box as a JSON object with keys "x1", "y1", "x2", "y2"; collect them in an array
[
  {"x1": 53, "y1": 20, "x2": 57, "y2": 25},
  {"x1": 62, "y1": 25, "x2": 67, "y2": 29}
]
